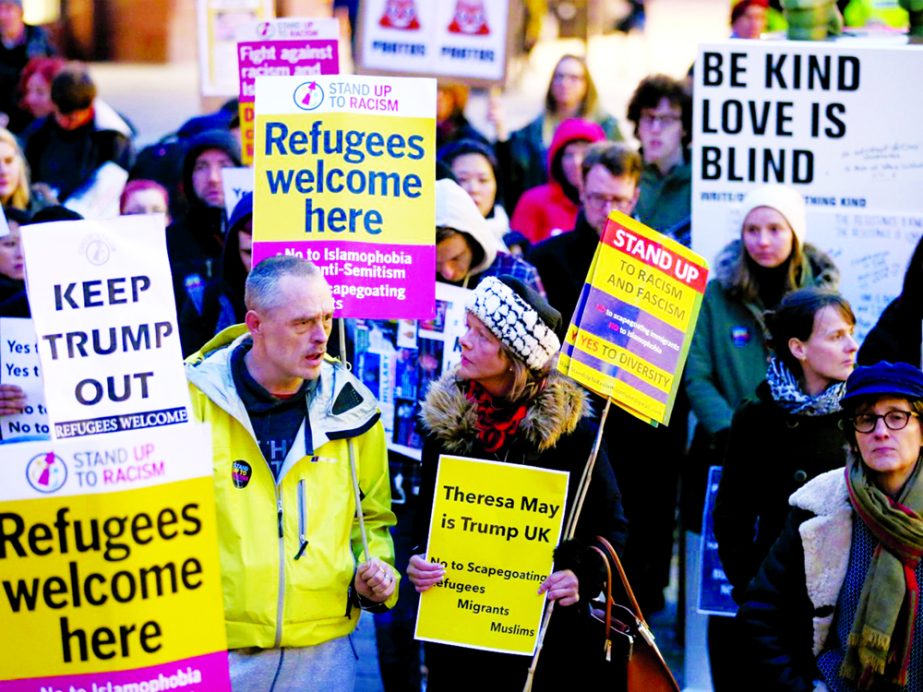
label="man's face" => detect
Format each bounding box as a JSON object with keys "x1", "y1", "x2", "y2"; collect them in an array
[
  {"x1": 0, "y1": 2, "x2": 24, "y2": 41},
  {"x1": 54, "y1": 106, "x2": 93, "y2": 132},
  {"x1": 191, "y1": 148, "x2": 235, "y2": 208},
  {"x1": 247, "y1": 274, "x2": 334, "y2": 388},
  {"x1": 637, "y1": 97, "x2": 685, "y2": 170},
  {"x1": 580, "y1": 165, "x2": 639, "y2": 235}
]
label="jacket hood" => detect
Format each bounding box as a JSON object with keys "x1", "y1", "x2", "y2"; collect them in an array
[
  {"x1": 93, "y1": 98, "x2": 134, "y2": 139},
  {"x1": 181, "y1": 129, "x2": 242, "y2": 207},
  {"x1": 547, "y1": 118, "x2": 606, "y2": 202},
  {"x1": 421, "y1": 369, "x2": 591, "y2": 454},
  {"x1": 712, "y1": 239, "x2": 840, "y2": 292},
  {"x1": 186, "y1": 325, "x2": 381, "y2": 461}
]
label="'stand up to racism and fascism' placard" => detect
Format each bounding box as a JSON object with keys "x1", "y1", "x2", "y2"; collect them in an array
[
  {"x1": 21, "y1": 216, "x2": 190, "y2": 439},
  {"x1": 236, "y1": 17, "x2": 339, "y2": 164},
  {"x1": 559, "y1": 212, "x2": 709, "y2": 426},
  {"x1": 252, "y1": 74, "x2": 436, "y2": 320},
  {"x1": 415, "y1": 456, "x2": 568, "y2": 656},
  {"x1": 0, "y1": 425, "x2": 230, "y2": 691}
]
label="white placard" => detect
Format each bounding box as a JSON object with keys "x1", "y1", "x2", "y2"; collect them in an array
[
  {"x1": 0, "y1": 318, "x2": 48, "y2": 441},
  {"x1": 21, "y1": 216, "x2": 191, "y2": 439},
  {"x1": 692, "y1": 41, "x2": 923, "y2": 339},
  {"x1": 356, "y1": 0, "x2": 510, "y2": 85},
  {"x1": 222, "y1": 167, "x2": 254, "y2": 218}
]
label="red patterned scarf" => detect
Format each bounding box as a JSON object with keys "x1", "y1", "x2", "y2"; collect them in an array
[{"x1": 465, "y1": 380, "x2": 528, "y2": 454}]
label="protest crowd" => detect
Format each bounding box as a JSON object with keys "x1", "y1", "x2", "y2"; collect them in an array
[{"x1": 4, "y1": 0, "x2": 923, "y2": 690}]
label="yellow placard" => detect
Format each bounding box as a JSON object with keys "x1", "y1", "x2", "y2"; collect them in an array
[{"x1": 414, "y1": 456, "x2": 568, "y2": 655}]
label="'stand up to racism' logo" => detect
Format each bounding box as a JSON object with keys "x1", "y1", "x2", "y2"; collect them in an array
[
  {"x1": 448, "y1": 0, "x2": 490, "y2": 35},
  {"x1": 26, "y1": 452, "x2": 68, "y2": 494},
  {"x1": 379, "y1": 0, "x2": 420, "y2": 30},
  {"x1": 294, "y1": 81, "x2": 325, "y2": 111}
]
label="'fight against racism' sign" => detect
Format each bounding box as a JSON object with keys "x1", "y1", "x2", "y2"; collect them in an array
[
  {"x1": 253, "y1": 74, "x2": 436, "y2": 320},
  {"x1": 21, "y1": 216, "x2": 190, "y2": 439},
  {"x1": 0, "y1": 425, "x2": 230, "y2": 690},
  {"x1": 236, "y1": 17, "x2": 339, "y2": 164},
  {"x1": 415, "y1": 456, "x2": 568, "y2": 655},
  {"x1": 559, "y1": 212, "x2": 709, "y2": 426}
]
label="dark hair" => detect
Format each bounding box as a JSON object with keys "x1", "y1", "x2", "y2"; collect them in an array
[
  {"x1": 51, "y1": 63, "x2": 96, "y2": 114},
  {"x1": 626, "y1": 74, "x2": 693, "y2": 149},
  {"x1": 765, "y1": 287, "x2": 855, "y2": 376},
  {"x1": 435, "y1": 227, "x2": 485, "y2": 273},
  {"x1": 437, "y1": 138, "x2": 501, "y2": 211},
  {"x1": 580, "y1": 141, "x2": 643, "y2": 185},
  {"x1": 545, "y1": 54, "x2": 599, "y2": 118}
]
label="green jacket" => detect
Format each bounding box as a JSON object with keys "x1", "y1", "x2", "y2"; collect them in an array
[
  {"x1": 684, "y1": 241, "x2": 839, "y2": 435},
  {"x1": 635, "y1": 158, "x2": 692, "y2": 235},
  {"x1": 185, "y1": 325, "x2": 397, "y2": 649}
]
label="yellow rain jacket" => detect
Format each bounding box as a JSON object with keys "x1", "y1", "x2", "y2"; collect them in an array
[{"x1": 186, "y1": 325, "x2": 397, "y2": 649}]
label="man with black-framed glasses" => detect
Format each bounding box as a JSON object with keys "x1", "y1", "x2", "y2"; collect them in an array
[{"x1": 626, "y1": 74, "x2": 692, "y2": 244}]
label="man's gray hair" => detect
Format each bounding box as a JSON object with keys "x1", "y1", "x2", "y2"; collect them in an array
[{"x1": 245, "y1": 255, "x2": 323, "y2": 312}]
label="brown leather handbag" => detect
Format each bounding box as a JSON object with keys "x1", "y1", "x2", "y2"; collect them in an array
[{"x1": 589, "y1": 536, "x2": 680, "y2": 692}]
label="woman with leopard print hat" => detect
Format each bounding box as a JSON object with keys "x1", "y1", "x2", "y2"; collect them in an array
[{"x1": 406, "y1": 274, "x2": 628, "y2": 690}]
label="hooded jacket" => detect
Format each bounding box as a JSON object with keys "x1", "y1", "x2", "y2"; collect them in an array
[
  {"x1": 414, "y1": 369, "x2": 628, "y2": 688},
  {"x1": 510, "y1": 118, "x2": 606, "y2": 245},
  {"x1": 635, "y1": 156, "x2": 692, "y2": 235},
  {"x1": 185, "y1": 326, "x2": 397, "y2": 649},
  {"x1": 166, "y1": 130, "x2": 242, "y2": 310}
]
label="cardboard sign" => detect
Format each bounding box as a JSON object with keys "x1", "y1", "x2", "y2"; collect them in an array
[
  {"x1": 356, "y1": 0, "x2": 511, "y2": 85},
  {"x1": 692, "y1": 41, "x2": 923, "y2": 340},
  {"x1": 252, "y1": 74, "x2": 436, "y2": 319},
  {"x1": 415, "y1": 455, "x2": 568, "y2": 655},
  {"x1": 196, "y1": 0, "x2": 274, "y2": 97},
  {"x1": 236, "y1": 17, "x2": 340, "y2": 164},
  {"x1": 0, "y1": 318, "x2": 48, "y2": 441},
  {"x1": 0, "y1": 425, "x2": 230, "y2": 690},
  {"x1": 559, "y1": 212, "x2": 709, "y2": 426},
  {"x1": 698, "y1": 466, "x2": 736, "y2": 617},
  {"x1": 21, "y1": 216, "x2": 190, "y2": 439},
  {"x1": 348, "y1": 282, "x2": 469, "y2": 459}
]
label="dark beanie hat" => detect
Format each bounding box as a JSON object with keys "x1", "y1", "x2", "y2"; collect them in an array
[
  {"x1": 841, "y1": 361, "x2": 923, "y2": 408},
  {"x1": 468, "y1": 275, "x2": 562, "y2": 370},
  {"x1": 228, "y1": 191, "x2": 253, "y2": 234}
]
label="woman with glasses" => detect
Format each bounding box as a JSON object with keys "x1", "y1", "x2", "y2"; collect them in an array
[
  {"x1": 710, "y1": 288, "x2": 858, "y2": 689},
  {"x1": 740, "y1": 361, "x2": 923, "y2": 691},
  {"x1": 489, "y1": 54, "x2": 623, "y2": 214}
]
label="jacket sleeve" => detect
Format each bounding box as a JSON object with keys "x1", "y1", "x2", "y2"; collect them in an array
[
  {"x1": 714, "y1": 401, "x2": 761, "y2": 601},
  {"x1": 352, "y1": 419, "x2": 399, "y2": 608},
  {"x1": 683, "y1": 282, "x2": 735, "y2": 435},
  {"x1": 737, "y1": 508, "x2": 820, "y2": 692}
]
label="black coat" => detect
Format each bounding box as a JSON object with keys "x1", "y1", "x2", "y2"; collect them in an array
[
  {"x1": 415, "y1": 371, "x2": 628, "y2": 690},
  {"x1": 713, "y1": 381, "x2": 847, "y2": 602},
  {"x1": 525, "y1": 210, "x2": 598, "y2": 331}
]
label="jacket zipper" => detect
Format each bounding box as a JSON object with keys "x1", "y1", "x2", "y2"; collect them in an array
[
  {"x1": 295, "y1": 479, "x2": 308, "y2": 560},
  {"x1": 274, "y1": 492, "x2": 285, "y2": 648}
]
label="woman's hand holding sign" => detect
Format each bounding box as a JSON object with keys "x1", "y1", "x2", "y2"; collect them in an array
[
  {"x1": 407, "y1": 553, "x2": 445, "y2": 593},
  {"x1": 538, "y1": 570, "x2": 579, "y2": 606}
]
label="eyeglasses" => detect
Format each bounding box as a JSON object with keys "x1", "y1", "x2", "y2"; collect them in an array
[
  {"x1": 850, "y1": 410, "x2": 918, "y2": 433},
  {"x1": 639, "y1": 113, "x2": 682, "y2": 129},
  {"x1": 585, "y1": 192, "x2": 632, "y2": 210},
  {"x1": 552, "y1": 72, "x2": 586, "y2": 83}
]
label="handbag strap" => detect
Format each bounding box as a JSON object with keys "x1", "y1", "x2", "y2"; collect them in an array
[
  {"x1": 596, "y1": 536, "x2": 645, "y2": 621},
  {"x1": 589, "y1": 545, "x2": 614, "y2": 643}
]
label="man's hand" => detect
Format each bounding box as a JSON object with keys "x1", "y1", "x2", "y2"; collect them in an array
[
  {"x1": 354, "y1": 558, "x2": 396, "y2": 603},
  {"x1": 406, "y1": 553, "x2": 445, "y2": 593},
  {"x1": 0, "y1": 385, "x2": 26, "y2": 416},
  {"x1": 538, "y1": 569, "x2": 579, "y2": 607}
]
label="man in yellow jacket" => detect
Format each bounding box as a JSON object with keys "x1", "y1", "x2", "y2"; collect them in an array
[{"x1": 185, "y1": 255, "x2": 397, "y2": 689}]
